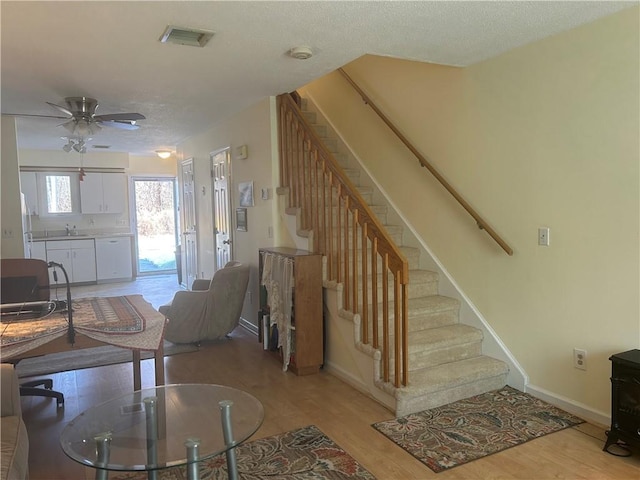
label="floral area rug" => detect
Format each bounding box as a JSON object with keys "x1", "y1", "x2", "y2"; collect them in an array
[
  {"x1": 110, "y1": 425, "x2": 376, "y2": 479},
  {"x1": 372, "y1": 386, "x2": 584, "y2": 473}
]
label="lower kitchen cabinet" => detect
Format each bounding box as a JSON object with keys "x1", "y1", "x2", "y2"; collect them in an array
[
  {"x1": 46, "y1": 239, "x2": 97, "y2": 284},
  {"x1": 95, "y1": 237, "x2": 133, "y2": 281},
  {"x1": 30, "y1": 241, "x2": 47, "y2": 262}
]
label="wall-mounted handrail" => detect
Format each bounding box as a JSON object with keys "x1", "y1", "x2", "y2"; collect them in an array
[{"x1": 338, "y1": 68, "x2": 513, "y2": 256}]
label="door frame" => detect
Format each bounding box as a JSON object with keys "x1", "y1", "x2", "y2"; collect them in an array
[{"x1": 129, "y1": 175, "x2": 179, "y2": 277}]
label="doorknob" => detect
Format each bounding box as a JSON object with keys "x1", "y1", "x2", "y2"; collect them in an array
[{"x1": 223, "y1": 239, "x2": 231, "y2": 245}]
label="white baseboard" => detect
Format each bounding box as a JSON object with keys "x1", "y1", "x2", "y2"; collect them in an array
[
  {"x1": 526, "y1": 383, "x2": 610, "y2": 428},
  {"x1": 239, "y1": 317, "x2": 258, "y2": 336}
]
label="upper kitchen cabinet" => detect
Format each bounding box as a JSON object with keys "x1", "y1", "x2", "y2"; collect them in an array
[
  {"x1": 20, "y1": 171, "x2": 39, "y2": 215},
  {"x1": 80, "y1": 172, "x2": 127, "y2": 214}
]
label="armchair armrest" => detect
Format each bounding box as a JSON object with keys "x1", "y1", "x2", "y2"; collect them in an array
[
  {"x1": 1, "y1": 364, "x2": 22, "y2": 418},
  {"x1": 192, "y1": 279, "x2": 211, "y2": 291}
]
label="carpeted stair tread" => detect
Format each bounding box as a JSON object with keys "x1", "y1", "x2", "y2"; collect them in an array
[{"x1": 401, "y1": 356, "x2": 508, "y2": 394}]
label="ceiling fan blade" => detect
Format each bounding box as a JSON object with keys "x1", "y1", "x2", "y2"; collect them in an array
[
  {"x1": 95, "y1": 113, "x2": 145, "y2": 122},
  {"x1": 3, "y1": 113, "x2": 69, "y2": 120},
  {"x1": 46, "y1": 101, "x2": 74, "y2": 117},
  {"x1": 98, "y1": 120, "x2": 140, "y2": 130}
]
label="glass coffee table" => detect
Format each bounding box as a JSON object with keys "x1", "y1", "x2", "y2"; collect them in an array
[{"x1": 60, "y1": 384, "x2": 264, "y2": 480}]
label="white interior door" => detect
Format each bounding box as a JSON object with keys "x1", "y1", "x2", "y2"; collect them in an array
[
  {"x1": 181, "y1": 159, "x2": 197, "y2": 288},
  {"x1": 211, "y1": 148, "x2": 232, "y2": 269}
]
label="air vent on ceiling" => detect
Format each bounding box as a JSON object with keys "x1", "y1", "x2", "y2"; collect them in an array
[
  {"x1": 159, "y1": 26, "x2": 214, "y2": 47},
  {"x1": 92, "y1": 145, "x2": 111, "y2": 149}
]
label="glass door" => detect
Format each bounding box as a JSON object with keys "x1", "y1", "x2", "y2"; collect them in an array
[{"x1": 132, "y1": 177, "x2": 178, "y2": 275}]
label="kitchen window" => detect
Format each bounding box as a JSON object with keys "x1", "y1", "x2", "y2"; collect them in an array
[{"x1": 38, "y1": 172, "x2": 81, "y2": 215}]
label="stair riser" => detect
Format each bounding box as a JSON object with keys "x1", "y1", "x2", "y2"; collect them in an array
[
  {"x1": 395, "y1": 374, "x2": 508, "y2": 417},
  {"x1": 390, "y1": 342, "x2": 483, "y2": 372},
  {"x1": 321, "y1": 227, "x2": 403, "y2": 246},
  {"x1": 352, "y1": 279, "x2": 439, "y2": 302},
  {"x1": 327, "y1": 248, "x2": 420, "y2": 270},
  {"x1": 365, "y1": 310, "x2": 459, "y2": 343}
]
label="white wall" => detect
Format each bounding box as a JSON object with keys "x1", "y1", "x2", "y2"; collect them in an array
[
  {"x1": 302, "y1": 8, "x2": 639, "y2": 417},
  {"x1": 176, "y1": 97, "x2": 280, "y2": 327}
]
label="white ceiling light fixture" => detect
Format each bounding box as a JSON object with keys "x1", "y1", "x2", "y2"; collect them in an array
[
  {"x1": 156, "y1": 150, "x2": 172, "y2": 159},
  {"x1": 289, "y1": 46, "x2": 313, "y2": 60}
]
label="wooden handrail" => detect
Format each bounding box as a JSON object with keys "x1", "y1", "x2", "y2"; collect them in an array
[{"x1": 338, "y1": 68, "x2": 513, "y2": 256}]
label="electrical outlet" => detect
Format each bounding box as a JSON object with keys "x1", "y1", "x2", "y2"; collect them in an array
[
  {"x1": 574, "y1": 348, "x2": 587, "y2": 370},
  {"x1": 538, "y1": 227, "x2": 550, "y2": 246},
  {"x1": 2, "y1": 228, "x2": 13, "y2": 239}
]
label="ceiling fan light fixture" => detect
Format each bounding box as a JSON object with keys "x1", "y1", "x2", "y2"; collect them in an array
[{"x1": 156, "y1": 150, "x2": 172, "y2": 159}]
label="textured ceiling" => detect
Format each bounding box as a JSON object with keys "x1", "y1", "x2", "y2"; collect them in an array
[{"x1": 1, "y1": 1, "x2": 634, "y2": 156}]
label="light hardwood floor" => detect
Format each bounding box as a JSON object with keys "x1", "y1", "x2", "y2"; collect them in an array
[{"x1": 19, "y1": 276, "x2": 640, "y2": 479}]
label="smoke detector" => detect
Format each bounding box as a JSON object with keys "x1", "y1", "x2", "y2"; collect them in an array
[{"x1": 289, "y1": 46, "x2": 313, "y2": 60}]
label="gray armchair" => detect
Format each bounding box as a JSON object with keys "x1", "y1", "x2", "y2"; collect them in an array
[{"x1": 159, "y1": 261, "x2": 250, "y2": 344}]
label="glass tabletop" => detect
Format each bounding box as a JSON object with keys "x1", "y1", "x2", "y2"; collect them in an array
[{"x1": 60, "y1": 384, "x2": 264, "y2": 472}]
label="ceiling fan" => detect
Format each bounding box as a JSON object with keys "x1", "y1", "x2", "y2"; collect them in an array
[{"x1": 9, "y1": 96, "x2": 145, "y2": 136}]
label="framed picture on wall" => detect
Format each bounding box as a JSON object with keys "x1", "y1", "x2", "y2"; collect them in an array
[
  {"x1": 236, "y1": 207, "x2": 248, "y2": 231},
  {"x1": 238, "y1": 181, "x2": 254, "y2": 207}
]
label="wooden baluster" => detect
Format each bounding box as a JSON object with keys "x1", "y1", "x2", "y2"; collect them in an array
[
  {"x1": 402, "y1": 281, "x2": 409, "y2": 386},
  {"x1": 343, "y1": 197, "x2": 350, "y2": 311},
  {"x1": 394, "y1": 272, "x2": 401, "y2": 388},
  {"x1": 371, "y1": 237, "x2": 378, "y2": 349},
  {"x1": 352, "y1": 209, "x2": 358, "y2": 314},
  {"x1": 382, "y1": 254, "x2": 389, "y2": 383},
  {"x1": 361, "y1": 222, "x2": 368, "y2": 344}
]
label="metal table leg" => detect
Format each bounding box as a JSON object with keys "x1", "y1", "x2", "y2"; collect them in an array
[
  {"x1": 94, "y1": 433, "x2": 111, "y2": 480},
  {"x1": 185, "y1": 438, "x2": 201, "y2": 480},
  {"x1": 144, "y1": 396, "x2": 159, "y2": 480},
  {"x1": 219, "y1": 400, "x2": 238, "y2": 480}
]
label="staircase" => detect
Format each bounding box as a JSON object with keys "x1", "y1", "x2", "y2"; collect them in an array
[{"x1": 279, "y1": 94, "x2": 509, "y2": 417}]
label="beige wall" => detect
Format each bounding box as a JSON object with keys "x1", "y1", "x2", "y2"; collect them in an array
[
  {"x1": 1, "y1": 116, "x2": 24, "y2": 258},
  {"x1": 176, "y1": 97, "x2": 279, "y2": 328},
  {"x1": 128, "y1": 155, "x2": 177, "y2": 176},
  {"x1": 302, "y1": 8, "x2": 639, "y2": 416}
]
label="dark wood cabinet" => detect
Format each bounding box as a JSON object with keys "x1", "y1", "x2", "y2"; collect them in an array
[
  {"x1": 604, "y1": 349, "x2": 640, "y2": 455},
  {"x1": 258, "y1": 247, "x2": 323, "y2": 375}
]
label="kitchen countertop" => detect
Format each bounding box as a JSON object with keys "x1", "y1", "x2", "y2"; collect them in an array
[{"x1": 32, "y1": 233, "x2": 134, "y2": 241}]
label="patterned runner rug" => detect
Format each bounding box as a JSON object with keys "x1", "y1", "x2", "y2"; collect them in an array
[
  {"x1": 110, "y1": 425, "x2": 375, "y2": 479},
  {"x1": 373, "y1": 386, "x2": 584, "y2": 473}
]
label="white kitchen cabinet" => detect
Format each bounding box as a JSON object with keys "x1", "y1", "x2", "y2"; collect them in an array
[
  {"x1": 45, "y1": 239, "x2": 96, "y2": 284},
  {"x1": 95, "y1": 236, "x2": 133, "y2": 281},
  {"x1": 80, "y1": 173, "x2": 127, "y2": 214},
  {"x1": 20, "y1": 171, "x2": 39, "y2": 215},
  {"x1": 30, "y1": 241, "x2": 47, "y2": 261}
]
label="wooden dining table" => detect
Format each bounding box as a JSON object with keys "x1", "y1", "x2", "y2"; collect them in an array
[{"x1": 0, "y1": 294, "x2": 167, "y2": 389}]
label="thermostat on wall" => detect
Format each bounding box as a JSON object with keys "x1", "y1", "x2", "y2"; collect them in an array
[{"x1": 235, "y1": 145, "x2": 248, "y2": 160}]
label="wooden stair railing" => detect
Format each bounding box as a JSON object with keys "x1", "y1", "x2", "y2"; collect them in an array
[
  {"x1": 338, "y1": 68, "x2": 514, "y2": 256},
  {"x1": 277, "y1": 93, "x2": 410, "y2": 387}
]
